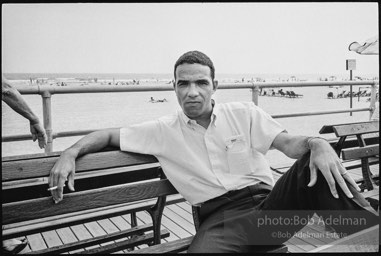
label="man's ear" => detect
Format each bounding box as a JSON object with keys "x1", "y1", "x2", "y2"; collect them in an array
[{"x1": 213, "y1": 80, "x2": 218, "y2": 91}]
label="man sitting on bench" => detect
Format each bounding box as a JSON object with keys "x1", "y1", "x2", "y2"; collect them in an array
[{"x1": 49, "y1": 51, "x2": 378, "y2": 253}]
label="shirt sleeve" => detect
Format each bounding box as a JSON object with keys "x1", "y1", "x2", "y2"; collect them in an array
[
  {"x1": 120, "y1": 120, "x2": 163, "y2": 155},
  {"x1": 249, "y1": 103, "x2": 286, "y2": 155}
]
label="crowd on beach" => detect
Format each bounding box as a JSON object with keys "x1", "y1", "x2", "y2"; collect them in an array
[
  {"x1": 260, "y1": 88, "x2": 303, "y2": 98},
  {"x1": 326, "y1": 89, "x2": 374, "y2": 99}
]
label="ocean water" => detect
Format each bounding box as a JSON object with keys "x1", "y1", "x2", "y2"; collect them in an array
[{"x1": 1, "y1": 82, "x2": 373, "y2": 167}]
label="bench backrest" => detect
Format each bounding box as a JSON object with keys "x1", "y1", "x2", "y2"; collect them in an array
[
  {"x1": 319, "y1": 121, "x2": 379, "y2": 156},
  {"x1": 2, "y1": 150, "x2": 178, "y2": 226},
  {"x1": 329, "y1": 121, "x2": 379, "y2": 192},
  {"x1": 330, "y1": 121, "x2": 379, "y2": 160}
]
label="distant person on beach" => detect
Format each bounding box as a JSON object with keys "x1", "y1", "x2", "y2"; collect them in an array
[
  {"x1": 149, "y1": 97, "x2": 167, "y2": 103},
  {"x1": 48, "y1": 51, "x2": 378, "y2": 253},
  {"x1": 2, "y1": 74, "x2": 47, "y2": 253},
  {"x1": 2, "y1": 75, "x2": 47, "y2": 149}
]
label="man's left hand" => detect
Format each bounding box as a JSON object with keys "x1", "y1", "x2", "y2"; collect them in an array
[{"x1": 307, "y1": 138, "x2": 361, "y2": 198}]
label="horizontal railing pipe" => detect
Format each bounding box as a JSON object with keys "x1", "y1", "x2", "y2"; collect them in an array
[
  {"x1": 272, "y1": 107, "x2": 371, "y2": 119},
  {"x1": 15, "y1": 81, "x2": 378, "y2": 95},
  {"x1": 2, "y1": 107, "x2": 371, "y2": 142}
]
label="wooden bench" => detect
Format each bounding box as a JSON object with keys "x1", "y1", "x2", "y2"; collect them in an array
[
  {"x1": 319, "y1": 121, "x2": 379, "y2": 194},
  {"x1": 2, "y1": 150, "x2": 189, "y2": 254},
  {"x1": 2, "y1": 150, "x2": 288, "y2": 253},
  {"x1": 310, "y1": 121, "x2": 380, "y2": 252}
]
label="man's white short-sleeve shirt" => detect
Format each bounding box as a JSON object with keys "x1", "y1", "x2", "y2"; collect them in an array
[{"x1": 120, "y1": 101, "x2": 285, "y2": 205}]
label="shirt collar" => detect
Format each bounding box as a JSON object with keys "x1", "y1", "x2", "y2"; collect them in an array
[{"x1": 180, "y1": 99, "x2": 218, "y2": 127}]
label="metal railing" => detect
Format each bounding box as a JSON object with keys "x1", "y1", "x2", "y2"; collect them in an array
[{"x1": 2, "y1": 80, "x2": 379, "y2": 153}]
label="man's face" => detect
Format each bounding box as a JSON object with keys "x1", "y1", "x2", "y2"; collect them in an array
[{"x1": 174, "y1": 63, "x2": 217, "y2": 120}]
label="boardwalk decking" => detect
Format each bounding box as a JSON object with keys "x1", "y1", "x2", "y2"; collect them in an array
[{"x1": 6, "y1": 160, "x2": 379, "y2": 254}]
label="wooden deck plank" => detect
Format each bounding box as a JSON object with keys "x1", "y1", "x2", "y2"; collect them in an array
[
  {"x1": 84, "y1": 221, "x2": 107, "y2": 237},
  {"x1": 27, "y1": 233, "x2": 47, "y2": 251},
  {"x1": 285, "y1": 236, "x2": 316, "y2": 251},
  {"x1": 109, "y1": 216, "x2": 132, "y2": 231},
  {"x1": 70, "y1": 224, "x2": 97, "y2": 251},
  {"x1": 70, "y1": 224, "x2": 93, "y2": 240},
  {"x1": 98, "y1": 218, "x2": 120, "y2": 234},
  {"x1": 167, "y1": 204, "x2": 194, "y2": 225},
  {"x1": 41, "y1": 230, "x2": 63, "y2": 248},
  {"x1": 56, "y1": 227, "x2": 78, "y2": 244},
  {"x1": 83, "y1": 220, "x2": 116, "y2": 250},
  {"x1": 309, "y1": 225, "x2": 379, "y2": 252},
  {"x1": 164, "y1": 207, "x2": 196, "y2": 235},
  {"x1": 96, "y1": 219, "x2": 120, "y2": 248},
  {"x1": 162, "y1": 208, "x2": 194, "y2": 238},
  {"x1": 176, "y1": 202, "x2": 193, "y2": 215}
]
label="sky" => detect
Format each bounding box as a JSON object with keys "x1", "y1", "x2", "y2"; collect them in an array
[{"x1": 1, "y1": 2, "x2": 379, "y2": 76}]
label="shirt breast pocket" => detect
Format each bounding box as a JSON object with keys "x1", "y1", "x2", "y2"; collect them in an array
[{"x1": 225, "y1": 135, "x2": 252, "y2": 175}]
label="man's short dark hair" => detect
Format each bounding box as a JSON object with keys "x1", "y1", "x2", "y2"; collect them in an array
[{"x1": 174, "y1": 51, "x2": 215, "y2": 80}]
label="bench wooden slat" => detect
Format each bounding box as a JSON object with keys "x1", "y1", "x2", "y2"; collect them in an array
[
  {"x1": 319, "y1": 121, "x2": 372, "y2": 134},
  {"x1": 3, "y1": 179, "x2": 177, "y2": 225},
  {"x1": 2, "y1": 151, "x2": 158, "y2": 181},
  {"x1": 2, "y1": 165, "x2": 161, "y2": 204},
  {"x1": 130, "y1": 236, "x2": 194, "y2": 253},
  {"x1": 341, "y1": 145, "x2": 379, "y2": 160},
  {"x1": 1, "y1": 152, "x2": 61, "y2": 162},
  {"x1": 332, "y1": 121, "x2": 379, "y2": 137},
  {"x1": 81, "y1": 230, "x2": 170, "y2": 254}
]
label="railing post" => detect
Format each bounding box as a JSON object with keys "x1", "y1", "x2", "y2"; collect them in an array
[
  {"x1": 252, "y1": 83, "x2": 260, "y2": 106},
  {"x1": 368, "y1": 81, "x2": 378, "y2": 120},
  {"x1": 42, "y1": 90, "x2": 53, "y2": 153}
]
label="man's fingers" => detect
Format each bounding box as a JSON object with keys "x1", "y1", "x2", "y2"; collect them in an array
[
  {"x1": 49, "y1": 168, "x2": 66, "y2": 203},
  {"x1": 342, "y1": 172, "x2": 361, "y2": 192},
  {"x1": 331, "y1": 166, "x2": 353, "y2": 198},
  {"x1": 32, "y1": 133, "x2": 37, "y2": 141},
  {"x1": 307, "y1": 165, "x2": 317, "y2": 187},
  {"x1": 68, "y1": 171, "x2": 75, "y2": 191},
  {"x1": 338, "y1": 163, "x2": 361, "y2": 191},
  {"x1": 320, "y1": 167, "x2": 339, "y2": 198},
  {"x1": 38, "y1": 136, "x2": 47, "y2": 149}
]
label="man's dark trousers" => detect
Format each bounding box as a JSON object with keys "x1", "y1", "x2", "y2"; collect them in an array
[{"x1": 187, "y1": 152, "x2": 379, "y2": 253}]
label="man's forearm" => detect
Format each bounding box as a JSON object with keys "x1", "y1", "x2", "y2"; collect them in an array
[
  {"x1": 63, "y1": 129, "x2": 118, "y2": 159},
  {"x1": 273, "y1": 133, "x2": 328, "y2": 159},
  {"x1": 2, "y1": 85, "x2": 40, "y2": 124}
]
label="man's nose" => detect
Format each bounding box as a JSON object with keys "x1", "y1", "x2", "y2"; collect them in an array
[{"x1": 187, "y1": 83, "x2": 199, "y2": 97}]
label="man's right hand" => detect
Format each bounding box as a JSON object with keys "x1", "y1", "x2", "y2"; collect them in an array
[
  {"x1": 48, "y1": 150, "x2": 77, "y2": 204},
  {"x1": 47, "y1": 129, "x2": 120, "y2": 203}
]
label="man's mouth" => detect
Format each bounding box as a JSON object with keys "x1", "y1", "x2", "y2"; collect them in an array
[{"x1": 185, "y1": 101, "x2": 200, "y2": 105}]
